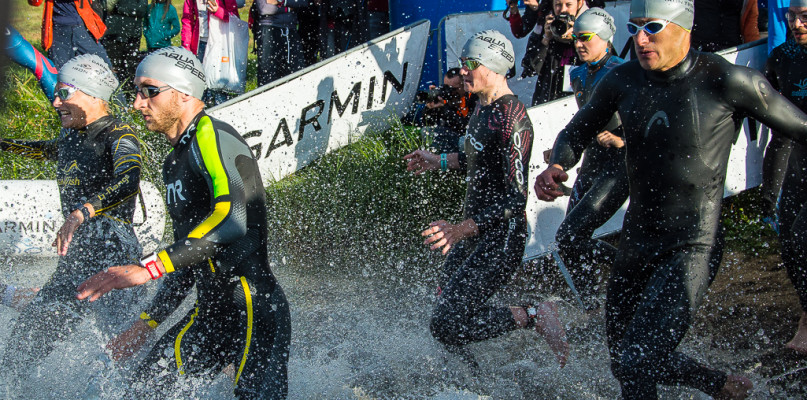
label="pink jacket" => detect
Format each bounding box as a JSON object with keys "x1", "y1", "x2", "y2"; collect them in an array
[{"x1": 181, "y1": 0, "x2": 240, "y2": 55}]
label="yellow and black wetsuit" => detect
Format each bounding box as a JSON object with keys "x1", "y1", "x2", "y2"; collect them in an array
[
  {"x1": 0, "y1": 115, "x2": 144, "y2": 385},
  {"x1": 130, "y1": 112, "x2": 290, "y2": 400}
]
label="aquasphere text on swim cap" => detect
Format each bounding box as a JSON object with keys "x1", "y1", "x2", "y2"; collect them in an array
[
  {"x1": 574, "y1": 8, "x2": 617, "y2": 41},
  {"x1": 135, "y1": 47, "x2": 206, "y2": 100},
  {"x1": 58, "y1": 54, "x2": 119, "y2": 102},
  {"x1": 630, "y1": 0, "x2": 695, "y2": 31},
  {"x1": 461, "y1": 30, "x2": 516, "y2": 76}
]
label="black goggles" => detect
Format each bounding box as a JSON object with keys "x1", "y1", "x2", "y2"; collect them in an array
[{"x1": 135, "y1": 85, "x2": 172, "y2": 99}]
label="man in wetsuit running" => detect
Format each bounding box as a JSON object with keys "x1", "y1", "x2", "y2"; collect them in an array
[
  {"x1": 76, "y1": 47, "x2": 291, "y2": 399},
  {"x1": 0, "y1": 54, "x2": 143, "y2": 390},
  {"x1": 762, "y1": 0, "x2": 807, "y2": 355},
  {"x1": 404, "y1": 30, "x2": 569, "y2": 367},
  {"x1": 553, "y1": 7, "x2": 628, "y2": 311},
  {"x1": 534, "y1": 0, "x2": 807, "y2": 398}
]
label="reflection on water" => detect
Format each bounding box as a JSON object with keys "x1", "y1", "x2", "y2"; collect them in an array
[{"x1": 0, "y1": 255, "x2": 804, "y2": 399}]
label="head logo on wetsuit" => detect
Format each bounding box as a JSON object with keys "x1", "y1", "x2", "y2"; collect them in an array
[{"x1": 644, "y1": 110, "x2": 670, "y2": 138}]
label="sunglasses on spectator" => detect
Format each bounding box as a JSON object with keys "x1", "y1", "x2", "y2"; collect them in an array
[
  {"x1": 459, "y1": 58, "x2": 482, "y2": 71},
  {"x1": 786, "y1": 11, "x2": 807, "y2": 24},
  {"x1": 571, "y1": 32, "x2": 597, "y2": 42},
  {"x1": 55, "y1": 84, "x2": 79, "y2": 101},
  {"x1": 135, "y1": 85, "x2": 172, "y2": 99},
  {"x1": 626, "y1": 20, "x2": 673, "y2": 36}
]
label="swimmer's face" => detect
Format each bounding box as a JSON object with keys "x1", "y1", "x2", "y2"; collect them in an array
[
  {"x1": 459, "y1": 60, "x2": 497, "y2": 95},
  {"x1": 630, "y1": 18, "x2": 691, "y2": 72},
  {"x1": 574, "y1": 31, "x2": 609, "y2": 64},
  {"x1": 133, "y1": 76, "x2": 183, "y2": 137},
  {"x1": 52, "y1": 83, "x2": 100, "y2": 130},
  {"x1": 788, "y1": 7, "x2": 807, "y2": 47}
]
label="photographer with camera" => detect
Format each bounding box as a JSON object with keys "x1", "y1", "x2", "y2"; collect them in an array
[
  {"x1": 507, "y1": 0, "x2": 604, "y2": 106},
  {"x1": 404, "y1": 68, "x2": 478, "y2": 153}
]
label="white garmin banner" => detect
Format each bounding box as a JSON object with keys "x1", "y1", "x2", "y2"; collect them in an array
[
  {"x1": 209, "y1": 20, "x2": 430, "y2": 182},
  {"x1": 441, "y1": 2, "x2": 632, "y2": 102},
  {"x1": 523, "y1": 39, "x2": 770, "y2": 260},
  {"x1": 0, "y1": 180, "x2": 166, "y2": 259}
]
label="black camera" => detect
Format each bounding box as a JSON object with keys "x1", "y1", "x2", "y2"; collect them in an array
[
  {"x1": 415, "y1": 85, "x2": 461, "y2": 104},
  {"x1": 550, "y1": 12, "x2": 575, "y2": 39}
]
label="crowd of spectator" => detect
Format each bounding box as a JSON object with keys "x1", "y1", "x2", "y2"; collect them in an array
[{"x1": 26, "y1": 0, "x2": 391, "y2": 105}]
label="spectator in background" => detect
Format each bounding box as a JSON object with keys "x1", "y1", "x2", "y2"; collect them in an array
[
  {"x1": 323, "y1": 0, "x2": 358, "y2": 57},
  {"x1": 249, "y1": 0, "x2": 309, "y2": 87},
  {"x1": 296, "y1": 1, "x2": 323, "y2": 66},
  {"x1": 507, "y1": 0, "x2": 604, "y2": 106},
  {"x1": 103, "y1": 0, "x2": 149, "y2": 86},
  {"x1": 143, "y1": 0, "x2": 181, "y2": 51},
  {"x1": 691, "y1": 0, "x2": 760, "y2": 52},
  {"x1": 367, "y1": 0, "x2": 390, "y2": 39},
  {"x1": 181, "y1": 0, "x2": 241, "y2": 105},
  {"x1": 28, "y1": 0, "x2": 112, "y2": 69}
]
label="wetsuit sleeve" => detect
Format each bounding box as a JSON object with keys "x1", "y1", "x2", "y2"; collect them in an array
[
  {"x1": 549, "y1": 71, "x2": 621, "y2": 170},
  {"x1": 156, "y1": 116, "x2": 250, "y2": 273},
  {"x1": 726, "y1": 66, "x2": 807, "y2": 145},
  {"x1": 0, "y1": 137, "x2": 58, "y2": 161},
  {"x1": 142, "y1": 267, "x2": 196, "y2": 324},
  {"x1": 87, "y1": 125, "x2": 142, "y2": 216},
  {"x1": 471, "y1": 102, "x2": 533, "y2": 234}
]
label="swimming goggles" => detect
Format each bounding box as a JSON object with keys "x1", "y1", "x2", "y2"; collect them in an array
[
  {"x1": 459, "y1": 58, "x2": 482, "y2": 71},
  {"x1": 626, "y1": 20, "x2": 672, "y2": 36},
  {"x1": 135, "y1": 85, "x2": 172, "y2": 99},
  {"x1": 785, "y1": 11, "x2": 807, "y2": 24},
  {"x1": 55, "y1": 84, "x2": 79, "y2": 101},
  {"x1": 571, "y1": 32, "x2": 597, "y2": 42}
]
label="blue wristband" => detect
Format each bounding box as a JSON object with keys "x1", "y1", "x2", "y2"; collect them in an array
[{"x1": 440, "y1": 153, "x2": 448, "y2": 172}]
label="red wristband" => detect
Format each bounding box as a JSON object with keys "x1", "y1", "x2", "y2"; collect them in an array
[{"x1": 140, "y1": 253, "x2": 163, "y2": 280}]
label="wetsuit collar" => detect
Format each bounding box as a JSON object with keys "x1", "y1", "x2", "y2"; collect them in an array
[
  {"x1": 78, "y1": 115, "x2": 114, "y2": 141},
  {"x1": 645, "y1": 49, "x2": 697, "y2": 83},
  {"x1": 176, "y1": 110, "x2": 208, "y2": 148},
  {"x1": 587, "y1": 50, "x2": 612, "y2": 73}
]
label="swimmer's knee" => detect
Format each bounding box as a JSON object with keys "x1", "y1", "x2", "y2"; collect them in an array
[{"x1": 430, "y1": 307, "x2": 463, "y2": 346}]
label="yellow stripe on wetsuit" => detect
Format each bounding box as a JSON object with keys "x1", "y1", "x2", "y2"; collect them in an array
[
  {"x1": 187, "y1": 116, "x2": 232, "y2": 240},
  {"x1": 175, "y1": 305, "x2": 200, "y2": 374},
  {"x1": 235, "y1": 276, "x2": 254, "y2": 386}
]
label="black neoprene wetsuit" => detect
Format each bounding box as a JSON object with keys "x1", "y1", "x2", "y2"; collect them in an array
[
  {"x1": 431, "y1": 94, "x2": 534, "y2": 347},
  {"x1": 557, "y1": 51, "x2": 628, "y2": 310},
  {"x1": 131, "y1": 112, "x2": 290, "y2": 400},
  {"x1": 549, "y1": 49, "x2": 807, "y2": 398},
  {"x1": 763, "y1": 39, "x2": 807, "y2": 312},
  {"x1": 0, "y1": 116, "x2": 144, "y2": 386}
]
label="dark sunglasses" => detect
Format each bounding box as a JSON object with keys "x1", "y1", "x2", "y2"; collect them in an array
[
  {"x1": 135, "y1": 85, "x2": 172, "y2": 99},
  {"x1": 626, "y1": 20, "x2": 672, "y2": 36},
  {"x1": 55, "y1": 85, "x2": 79, "y2": 101},
  {"x1": 571, "y1": 32, "x2": 597, "y2": 42},
  {"x1": 459, "y1": 58, "x2": 482, "y2": 71},
  {"x1": 786, "y1": 11, "x2": 807, "y2": 24}
]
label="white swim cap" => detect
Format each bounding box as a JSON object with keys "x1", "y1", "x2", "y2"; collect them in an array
[
  {"x1": 630, "y1": 0, "x2": 695, "y2": 31},
  {"x1": 791, "y1": 0, "x2": 807, "y2": 8},
  {"x1": 58, "y1": 54, "x2": 119, "y2": 102},
  {"x1": 460, "y1": 30, "x2": 516, "y2": 76},
  {"x1": 135, "y1": 47, "x2": 206, "y2": 100},
  {"x1": 574, "y1": 8, "x2": 616, "y2": 41}
]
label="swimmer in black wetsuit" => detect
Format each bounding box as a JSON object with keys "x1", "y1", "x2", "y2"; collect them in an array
[
  {"x1": 405, "y1": 30, "x2": 569, "y2": 367},
  {"x1": 554, "y1": 7, "x2": 628, "y2": 311},
  {"x1": 0, "y1": 55, "x2": 143, "y2": 391},
  {"x1": 762, "y1": 1, "x2": 807, "y2": 356},
  {"x1": 535, "y1": 0, "x2": 807, "y2": 398},
  {"x1": 76, "y1": 47, "x2": 290, "y2": 400}
]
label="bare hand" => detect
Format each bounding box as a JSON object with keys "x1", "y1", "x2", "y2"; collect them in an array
[
  {"x1": 52, "y1": 210, "x2": 84, "y2": 256},
  {"x1": 76, "y1": 264, "x2": 151, "y2": 302},
  {"x1": 524, "y1": 0, "x2": 540, "y2": 10},
  {"x1": 543, "y1": 14, "x2": 555, "y2": 42},
  {"x1": 534, "y1": 165, "x2": 569, "y2": 201},
  {"x1": 596, "y1": 131, "x2": 625, "y2": 148},
  {"x1": 107, "y1": 319, "x2": 155, "y2": 361},
  {"x1": 206, "y1": 0, "x2": 219, "y2": 13},
  {"x1": 404, "y1": 150, "x2": 439, "y2": 175},
  {"x1": 421, "y1": 219, "x2": 477, "y2": 255}
]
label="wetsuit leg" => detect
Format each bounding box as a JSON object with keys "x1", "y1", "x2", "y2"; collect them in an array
[
  {"x1": 778, "y1": 150, "x2": 807, "y2": 311},
  {"x1": 430, "y1": 222, "x2": 527, "y2": 347},
  {"x1": 557, "y1": 165, "x2": 629, "y2": 309},
  {"x1": 0, "y1": 219, "x2": 142, "y2": 385},
  {"x1": 761, "y1": 134, "x2": 792, "y2": 217},
  {"x1": 606, "y1": 245, "x2": 727, "y2": 399}
]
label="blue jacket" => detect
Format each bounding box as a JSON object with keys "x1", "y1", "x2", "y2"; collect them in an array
[{"x1": 143, "y1": 3, "x2": 180, "y2": 50}]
